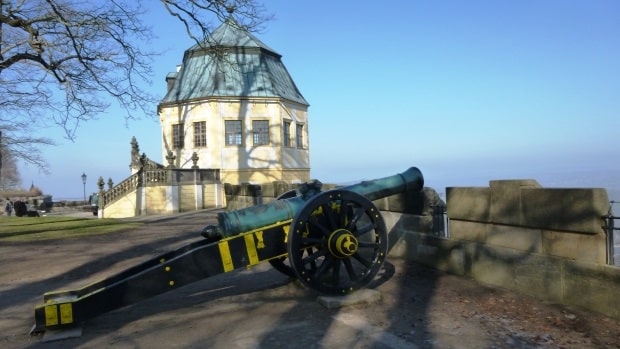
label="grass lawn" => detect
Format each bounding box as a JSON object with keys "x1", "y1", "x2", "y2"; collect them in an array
[{"x1": 0, "y1": 216, "x2": 143, "y2": 241}]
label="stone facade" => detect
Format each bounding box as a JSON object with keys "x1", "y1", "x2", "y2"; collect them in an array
[{"x1": 158, "y1": 100, "x2": 310, "y2": 184}]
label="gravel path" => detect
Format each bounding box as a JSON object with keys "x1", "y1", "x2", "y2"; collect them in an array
[{"x1": 1, "y1": 209, "x2": 619, "y2": 349}]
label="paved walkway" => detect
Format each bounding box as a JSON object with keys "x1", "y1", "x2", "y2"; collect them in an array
[{"x1": 1, "y1": 210, "x2": 619, "y2": 349}]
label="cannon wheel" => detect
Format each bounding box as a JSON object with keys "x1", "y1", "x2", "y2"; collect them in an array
[
  {"x1": 287, "y1": 189, "x2": 388, "y2": 295},
  {"x1": 268, "y1": 189, "x2": 298, "y2": 278}
]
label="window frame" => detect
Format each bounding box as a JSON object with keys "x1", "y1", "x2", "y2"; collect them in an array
[
  {"x1": 252, "y1": 120, "x2": 270, "y2": 146},
  {"x1": 283, "y1": 120, "x2": 291, "y2": 147},
  {"x1": 193, "y1": 121, "x2": 207, "y2": 148},
  {"x1": 172, "y1": 123, "x2": 184, "y2": 149},
  {"x1": 296, "y1": 123, "x2": 304, "y2": 149},
  {"x1": 225, "y1": 120, "x2": 243, "y2": 146}
]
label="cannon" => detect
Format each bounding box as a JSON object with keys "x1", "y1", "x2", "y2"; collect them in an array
[{"x1": 31, "y1": 167, "x2": 424, "y2": 338}]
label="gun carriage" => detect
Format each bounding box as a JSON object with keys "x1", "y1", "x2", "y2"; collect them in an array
[{"x1": 31, "y1": 167, "x2": 424, "y2": 336}]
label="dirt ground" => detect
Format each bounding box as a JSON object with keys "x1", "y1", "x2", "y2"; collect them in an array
[{"x1": 1, "y1": 209, "x2": 619, "y2": 349}]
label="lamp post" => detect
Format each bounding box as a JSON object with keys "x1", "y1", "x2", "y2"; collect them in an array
[{"x1": 81, "y1": 172, "x2": 87, "y2": 203}]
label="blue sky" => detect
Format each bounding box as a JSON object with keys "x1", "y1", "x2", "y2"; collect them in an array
[{"x1": 19, "y1": 0, "x2": 620, "y2": 200}]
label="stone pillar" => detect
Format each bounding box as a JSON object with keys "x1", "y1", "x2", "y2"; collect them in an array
[
  {"x1": 97, "y1": 176, "x2": 105, "y2": 219},
  {"x1": 166, "y1": 168, "x2": 179, "y2": 214},
  {"x1": 191, "y1": 153, "x2": 203, "y2": 210},
  {"x1": 137, "y1": 154, "x2": 147, "y2": 216}
]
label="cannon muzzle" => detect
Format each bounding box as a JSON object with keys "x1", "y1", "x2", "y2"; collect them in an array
[{"x1": 340, "y1": 166, "x2": 424, "y2": 201}]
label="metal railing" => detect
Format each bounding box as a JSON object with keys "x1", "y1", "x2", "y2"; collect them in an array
[
  {"x1": 431, "y1": 204, "x2": 449, "y2": 238},
  {"x1": 602, "y1": 201, "x2": 619, "y2": 266}
]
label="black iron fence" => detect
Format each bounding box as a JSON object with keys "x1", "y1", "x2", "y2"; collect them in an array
[
  {"x1": 431, "y1": 204, "x2": 449, "y2": 238},
  {"x1": 602, "y1": 201, "x2": 619, "y2": 266}
]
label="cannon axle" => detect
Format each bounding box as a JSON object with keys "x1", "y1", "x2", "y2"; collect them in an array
[{"x1": 327, "y1": 229, "x2": 358, "y2": 258}]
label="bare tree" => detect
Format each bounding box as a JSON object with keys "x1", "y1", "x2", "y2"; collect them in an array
[
  {"x1": 0, "y1": 132, "x2": 21, "y2": 191},
  {"x1": 0, "y1": 0, "x2": 269, "y2": 169}
]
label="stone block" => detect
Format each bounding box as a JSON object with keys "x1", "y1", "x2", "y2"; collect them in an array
[
  {"x1": 225, "y1": 196, "x2": 255, "y2": 210},
  {"x1": 259, "y1": 182, "x2": 275, "y2": 197},
  {"x1": 419, "y1": 236, "x2": 465, "y2": 275},
  {"x1": 384, "y1": 211, "x2": 426, "y2": 233},
  {"x1": 562, "y1": 261, "x2": 620, "y2": 319},
  {"x1": 513, "y1": 254, "x2": 563, "y2": 302},
  {"x1": 542, "y1": 230, "x2": 606, "y2": 264},
  {"x1": 224, "y1": 183, "x2": 239, "y2": 196},
  {"x1": 446, "y1": 187, "x2": 491, "y2": 222},
  {"x1": 466, "y1": 243, "x2": 517, "y2": 289},
  {"x1": 485, "y1": 224, "x2": 542, "y2": 253},
  {"x1": 489, "y1": 179, "x2": 541, "y2": 226},
  {"x1": 373, "y1": 189, "x2": 425, "y2": 214},
  {"x1": 449, "y1": 220, "x2": 487, "y2": 242},
  {"x1": 383, "y1": 212, "x2": 427, "y2": 258},
  {"x1": 390, "y1": 230, "x2": 466, "y2": 276},
  {"x1": 272, "y1": 181, "x2": 293, "y2": 198},
  {"x1": 521, "y1": 188, "x2": 609, "y2": 234}
]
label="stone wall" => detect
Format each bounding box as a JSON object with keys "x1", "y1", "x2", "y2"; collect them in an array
[
  {"x1": 446, "y1": 180, "x2": 609, "y2": 263},
  {"x1": 386, "y1": 180, "x2": 620, "y2": 320},
  {"x1": 223, "y1": 181, "x2": 340, "y2": 210},
  {"x1": 103, "y1": 189, "x2": 138, "y2": 218}
]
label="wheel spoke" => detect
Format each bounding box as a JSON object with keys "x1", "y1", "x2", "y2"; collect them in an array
[
  {"x1": 346, "y1": 206, "x2": 364, "y2": 230},
  {"x1": 320, "y1": 203, "x2": 337, "y2": 231},
  {"x1": 353, "y1": 222, "x2": 374, "y2": 237},
  {"x1": 302, "y1": 237, "x2": 324, "y2": 245},
  {"x1": 301, "y1": 247, "x2": 325, "y2": 266},
  {"x1": 301, "y1": 247, "x2": 319, "y2": 271},
  {"x1": 331, "y1": 258, "x2": 341, "y2": 282},
  {"x1": 358, "y1": 241, "x2": 378, "y2": 248},
  {"x1": 343, "y1": 258, "x2": 358, "y2": 282},
  {"x1": 338, "y1": 199, "x2": 350, "y2": 227},
  {"x1": 352, "y1": 252, "x2": 372, "y2": 268},
  {"x1": 314, "y1": 255, "x2": 333, "y2": 279},
  {"x1": 308, "y1": 218, "x2": 331, "y2": 237}
]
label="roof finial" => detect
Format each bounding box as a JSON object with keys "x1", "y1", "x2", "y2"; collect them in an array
[{"x1": 226, "y1": 5, "x2": 236, "y2": 15}]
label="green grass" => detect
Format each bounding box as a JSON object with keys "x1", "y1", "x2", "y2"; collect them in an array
[{"x1": 0, "y1": 216, "x2": 143, "y2": 241}]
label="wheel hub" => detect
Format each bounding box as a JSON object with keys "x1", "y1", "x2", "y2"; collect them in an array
[{"x1": 327, "y1": 229, "x2": 358, "y2": 258}]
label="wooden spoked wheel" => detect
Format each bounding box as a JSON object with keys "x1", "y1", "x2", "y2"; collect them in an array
[{"x1": 287, "y1": 189, "x2": 388, "y2": 295}]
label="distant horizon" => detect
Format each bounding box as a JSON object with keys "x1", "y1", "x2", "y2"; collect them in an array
[{"x1": 47, "y1": 181, "x2": 620, "y2": 204}]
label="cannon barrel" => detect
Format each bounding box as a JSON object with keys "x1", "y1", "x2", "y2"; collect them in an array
[{"x1": 207, "y1": 167, "x2": 424, "y2": 238}]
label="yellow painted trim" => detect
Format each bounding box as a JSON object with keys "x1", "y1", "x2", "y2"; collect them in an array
[
  {"x1": 244, "y1": 234, "x2": 260, "y2": 266},
  {"x1": 254, "y1": 231, "x2": 265, "y2": 249},
  {"x1": 44, "y1": 305, "x2": 58, "y2": 326},
  {"x1": 210, "y1": 219, "x2": 293, "y2": 271},
  {"x1": 218, "y1": 241, "x2": 234, "y2": 272},
  {"x1": 59, "y1": 303, "x2": 73, "y2": 324},
  {"x1": 283, "y1": 224, "x2": 290, "y2": 243}
]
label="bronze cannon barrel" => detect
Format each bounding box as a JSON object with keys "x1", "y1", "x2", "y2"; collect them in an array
[{"x1": 208, "y1": 167, "x2": 424, "y2": 238}]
